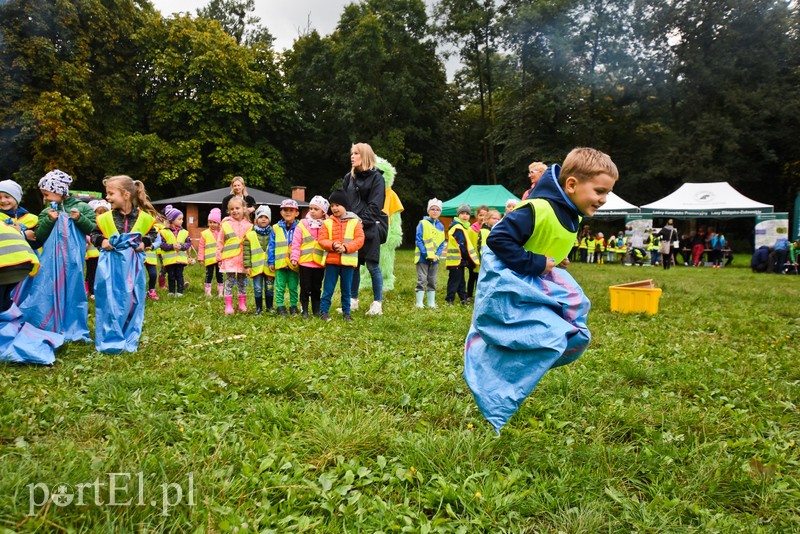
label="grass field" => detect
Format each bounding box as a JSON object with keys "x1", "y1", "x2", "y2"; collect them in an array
[{"x1": 2, "y1": 250, "x2": 799, "y2": 532}]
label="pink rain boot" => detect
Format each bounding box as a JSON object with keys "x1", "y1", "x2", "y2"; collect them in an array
[
  {"x1": 237, "y1": 294, "x2": 247, "y2": 312},
  {"x1": 217, "y1": 283, "x2": 224, "y2": 297},
  {"x1": 204, "y1": 283, "x2": 212, "y2": 297},
  {"x1": 224, "y1": 295, "x2": 234, "y2": 315}
]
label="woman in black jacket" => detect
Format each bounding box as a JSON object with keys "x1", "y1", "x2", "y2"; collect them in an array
[
  {"x1": 342, "y1": 143, "x2": 387, "y2": 315},
  {"x1": 220, "y1": 176, "x2": 256, "y2": 219}
]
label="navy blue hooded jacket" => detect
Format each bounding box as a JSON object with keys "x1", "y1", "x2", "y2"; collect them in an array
[{"x1": 486, "y1": 164, "x2": 582, "y2": 277}]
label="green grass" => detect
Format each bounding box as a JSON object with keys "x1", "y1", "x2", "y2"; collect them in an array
[{"x1": 2, "y1": 250, "x2": 799, "y2": 532}]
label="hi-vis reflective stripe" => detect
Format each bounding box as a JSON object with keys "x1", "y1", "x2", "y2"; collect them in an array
[
  {"x1": 272, "y1": 224, "x2": 295, "y2": 270},
  {"x1": 445, "y1": 225, "x2": 479, "y2": 268},
  {"x1": 298, "y1": 223, "x2": 326, "y2": 266},
  {"x1": 220, "y1": 222, "x2": 242, "y2": 260},
  {"x1": 0, "y1": 225, "x2": 39, "y2": 276},
  {"x1": 414, "y1": 219, "x2": 445, "y2": 263},
  {"x1": 145, "y1": 248, "x2": 157, "y2": 265},
  {"x1": 85, "y1": 241, "x2": 99, "y2": 259},
  {"x1": 201, "y1": 229, "x2": 218, "y2": 266},
  {"x1": 96, "y1": 210, "x2": 155, "y2": 239},
  {"x1": 245, "y1": 231, "x2": 265, "y2": 277},
  {"x1": 324, "y1": 218, "x2": 359, "y2": 267},
  {"x1": 160, "y1": 228, "x2": 189, "y2": 265}
]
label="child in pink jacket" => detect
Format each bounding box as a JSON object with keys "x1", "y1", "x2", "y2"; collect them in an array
[
  {"x1": 218, "y1": 197, "x2": 253, "y2": 314},
  {"x1": 290, "y1": 195, "x2": 328, "y2": 318}
]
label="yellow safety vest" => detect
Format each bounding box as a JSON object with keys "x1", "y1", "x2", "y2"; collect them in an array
[
  {"x1": 10, "y1": 212, "x2": 38, "y2": 230},
  {"x1": 516, "y1": 198, "x2": 579, "y2": 263},
  {"x1": 85, "y1": 240, "x2": 99, "y2": 259},
  {"x1": 96, "y1": 210, "x2": 156, "y2": 239},
  {"x1": 0, "y1": 223, "x2": 39, "y2": 276},
  {"x1": 323, "y1": 218, "x2": 359, "y2": 267},
  {"x1": 297, "y1": 223, "x2": 326, "y2": 266},
  {"x1": 244, "y1": 230, "x2": 266, "y2": 277},
  {"x1": 201, "y1": 229, "x2": 219, "y2": 266},
  {"x1": 414, "y1": 218, "x2": 445, "y2": 263},
  {"x1": 160, "y1": 227, "x2": 189, "y2": 265},
  {"x1": 149, "y1": 222, "x2": 165, "y2": 264},
  {"x1": 272, "y1": 223, "x2": 299, "y2": 271},
  {"x1": 219, "y1": 221, "x2": 242, "y2": 261},
  {"x1": 445, "y1": 223, "x2": 480, "y2": 268},
  {"x1": 477, "y1": 226, "x2": 491, "y2": 260}
]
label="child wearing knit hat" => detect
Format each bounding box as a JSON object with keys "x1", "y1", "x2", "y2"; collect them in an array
[
  {"x1": 199, "y1": 208, "x2": 224, "y2": 297},
  {"x1": 291, "y1": 195, "x2": 328, "y2": 317},
  {"x1": 414, "y1": 198, "x2": 446, "y2": 308},
  {"x1": 34, "y1": 169, "x2": 96, "y2": 244},
  {"x1": 244, "y1": 205, "x2": 274, "y2": 314},
  {"x1": 318, "y1": 191, "x2": 364, "y2": 321},
  {"x1": 0, "y1": 179, "x2": 39, "y2": 247},
  {"x1": 445, "y1": 203, "x2": 479, "y2": 305},
  {"x1": 159, "y1": 204, "x2": 191, "y2": 297}
]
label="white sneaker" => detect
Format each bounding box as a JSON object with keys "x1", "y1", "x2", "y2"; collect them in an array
[
  {"x1": 337, "y1": 298, "x2": 359, "y2": 314},
  {"x1": 365, "y1": 300, "x2": 382, "y2": 315}
]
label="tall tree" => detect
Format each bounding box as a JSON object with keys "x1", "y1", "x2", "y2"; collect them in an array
[
  {"x1": 284, "y1": 0, "x2": 463, "y2": 225},
  {"x1": 196, "y1": 0, "x2": 274, "y2": 46},
  {"x1": 434, "y1": 0, "x2": 501, "y2": 184}
]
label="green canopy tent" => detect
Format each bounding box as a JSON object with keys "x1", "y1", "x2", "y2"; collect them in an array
[{"x1": 441, "y1": 185, "x2": 520, "y2": 217}]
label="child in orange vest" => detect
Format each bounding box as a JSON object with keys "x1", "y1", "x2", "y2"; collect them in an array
[
  {"x1": 159, "y1": 205, "x2": 191, "y2": 297},
  {"x1": 291, "y1": 195, "x2": 328, "y2": 317},
  {"x1": 318, "y1": 191, "x2": 364, "y2": 322},
  {"x1": 199, "y1": 208, "x2": 223, "y2": 297}
]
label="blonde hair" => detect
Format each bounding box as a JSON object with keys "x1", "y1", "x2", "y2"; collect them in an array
[
  {"x1": 230, "y1": 176, "x2": 249, "y2": 197},
  {"x1": 350, "y1": 143, "x2": 376, "y2": 175},
  {"x1": 227, "y1": 196, "x2": 247, "y2": 209},
  {"x1": 103, "y1": 175, "x2": 157, "y2": 217},
  {"x1": 528, "y1": 161, "x2": 547, "y2": 173},
  {"x1": 560, "y1": 147, "x2": 618, "y2": 186}
]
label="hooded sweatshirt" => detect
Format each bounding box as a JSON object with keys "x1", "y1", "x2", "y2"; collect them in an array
[{"x1": 486, "y1": 164, "x2": 581, "y2": 277}]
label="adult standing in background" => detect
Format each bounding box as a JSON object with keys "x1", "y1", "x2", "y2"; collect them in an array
[
  {"x1": 220, "y1": 176, "x2": 256, "y2": 219},
  {"x1": 521, "y1": 161, "x2": 547, "y2": 200},
  {"x1": 658, "y1": 219, "x2": 678, "y2": 269},
  {"x1": 342, "y1": 142, "x2": 387, "y2": 316}
]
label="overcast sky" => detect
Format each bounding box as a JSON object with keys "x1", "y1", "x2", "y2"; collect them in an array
[{"x1": 150, "y1": 0, "x2": 425, "y2": 52}]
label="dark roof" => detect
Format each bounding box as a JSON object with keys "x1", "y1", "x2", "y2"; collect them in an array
[{"x1": 152, "y1": 187, "x2": 308, "y2": 207}]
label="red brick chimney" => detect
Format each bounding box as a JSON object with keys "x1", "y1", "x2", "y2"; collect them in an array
[{"x1": 291, "y1": 186, "x2": 306, "y2": 203}]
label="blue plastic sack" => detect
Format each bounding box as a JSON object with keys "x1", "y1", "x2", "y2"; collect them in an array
[
  {"x1": 94, "y1": 232, "x2": 146, "y2": 354},
  {"x1": 13, "y1": 213, "x2": 90, "y2": 342},
  {"x1": 0, "y1": 303, "x2": 64, "y2": 365},
  {"x1": 464, "y1": 248, "x2": 591, "y2": 433}
]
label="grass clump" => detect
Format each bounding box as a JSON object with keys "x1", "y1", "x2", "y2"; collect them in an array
[{"x1": 1, "y1": 251, "x2": 799, "y2": 531}]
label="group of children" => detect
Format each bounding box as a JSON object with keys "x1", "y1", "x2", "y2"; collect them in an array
[
  {"x1": 5, "y1": 146, "x2": 625, "y2": 438},
  {"x1": 196, "y1": 190, "x2": 366, "y2": 321},
  {"x1": 413, "y1": 201, "x2": 502, "y2": 308}
]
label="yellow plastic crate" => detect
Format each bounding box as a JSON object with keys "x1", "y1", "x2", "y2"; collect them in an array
[{"x1": 609, "y1": 279, "x2": 662, "y2": 315}]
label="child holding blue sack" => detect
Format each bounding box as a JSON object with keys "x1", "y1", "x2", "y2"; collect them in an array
[
  {"x1": 464, "y1": 147, "x2": 618, "y2": 433},
  {"x1": 14, "y1": 170, "x2": 95, "y2": 342},
  {"x1": 90, "y1": 175, "x2": 158, "y2": 353}
]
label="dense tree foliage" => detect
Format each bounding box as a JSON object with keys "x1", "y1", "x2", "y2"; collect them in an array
[{"x1": 0, "y1": 0, "x2": 798, "y2": 218}]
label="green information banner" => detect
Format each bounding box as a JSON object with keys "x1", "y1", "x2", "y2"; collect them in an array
[
  {"x1": 754, "y1": 212, "x2": 789, "y2": 249},
  {"x1": 793, "y1": 192, "x2": 800, "y2": 241}
]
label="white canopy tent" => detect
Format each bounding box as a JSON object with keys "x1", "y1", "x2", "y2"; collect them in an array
[
  {"x1": 591, "y1": 191, "x2": 639, "y2": 218},
  {"x1": 640, "y1": 182, "x2": 773, "y2": 217}
]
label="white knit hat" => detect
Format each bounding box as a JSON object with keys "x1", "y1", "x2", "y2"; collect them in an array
[
  {"x1": 427, "y1": 198, "x2": 443, "y2": 211},
  {"x1": 254, "y1": 205, "x2": 271, "y2": 221}
]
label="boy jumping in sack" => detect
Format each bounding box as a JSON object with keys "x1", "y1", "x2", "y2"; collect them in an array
[{"x1": 464, "y1": 147, "x2": 618, "y2": 432}]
